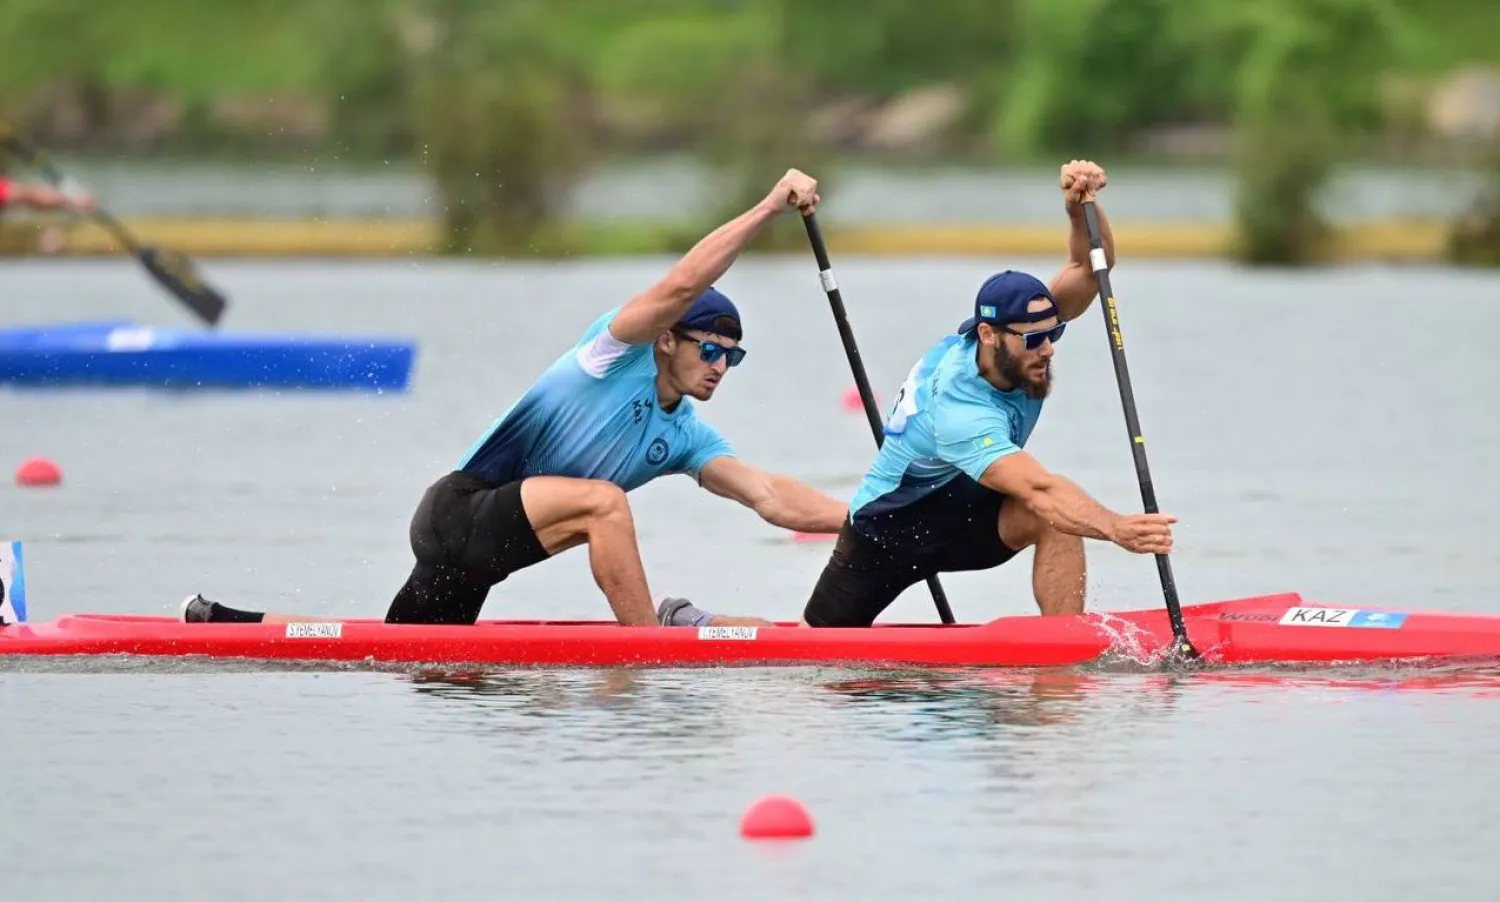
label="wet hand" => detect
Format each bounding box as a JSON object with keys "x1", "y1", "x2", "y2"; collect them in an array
[{"x1": 1110, "y1": 513, "x2": 1175, "y2": 555}]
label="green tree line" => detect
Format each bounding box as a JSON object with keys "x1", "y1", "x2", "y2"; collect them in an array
[{"x1": 2, "y1": 0, "x2": 1498, "y2": 262}]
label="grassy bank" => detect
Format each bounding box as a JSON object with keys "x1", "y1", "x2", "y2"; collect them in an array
[
  {"x1": 0, "y1": 216, "x2": 1453, "y2": 262},
  {"x1": 4, "y1": 0, "x2": 1499, "y2": 264}
]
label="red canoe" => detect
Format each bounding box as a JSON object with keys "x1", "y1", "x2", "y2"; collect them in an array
[{"x1": 5, "y1": 592, "x2": 1500, "y2": 668}]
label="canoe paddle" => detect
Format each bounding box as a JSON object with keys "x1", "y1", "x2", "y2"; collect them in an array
[
  {"x1": 801, "y1": 211, "x2": 957, "y2": 625},
  {"x1": 1081, "y1": 200, "x2": 1199, "y2": 661},
  {"x1": 1, "y1": 128, "x2": 228, "y2": 327}
]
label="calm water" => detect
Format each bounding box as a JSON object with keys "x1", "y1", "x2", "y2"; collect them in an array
[{"x1": 2, "y1": 254, "x2": 1500, "y2": 900}]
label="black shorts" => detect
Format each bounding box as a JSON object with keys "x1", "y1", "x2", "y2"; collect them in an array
[
  {"x1": 803, "y1": 477, "x2": 1020, "y2": 627},
  {"x1": 384, "y1": 471, "x2": 550, "y2": 624}
]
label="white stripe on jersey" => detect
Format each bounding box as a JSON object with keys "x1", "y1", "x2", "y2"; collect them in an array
[{"x1": 576, "y1": 328, "x2": 635, "y2": 379}]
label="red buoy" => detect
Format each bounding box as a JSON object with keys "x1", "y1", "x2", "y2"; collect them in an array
[
  {"x1": 15, "y1": 457, "x2": 61, "y2": 487},
  {"x1": 740, "y1": 794, "x2": 814, "y2": 839},
  {"x1": 840, "y1": 385, "x2": 868, "y2": 413}
]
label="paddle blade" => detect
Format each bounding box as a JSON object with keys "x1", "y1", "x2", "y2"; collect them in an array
[{"x1": 138, "y1": 246, "x2": 227, "y2": 327}]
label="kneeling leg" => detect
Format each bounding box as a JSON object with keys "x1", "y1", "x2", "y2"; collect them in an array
[
  {"x1": 999, "y1": 501, "x2": 1086, "y2": 616},
  {"x1": 522, "y1": 476, "x2": 657, "y2": 626}
]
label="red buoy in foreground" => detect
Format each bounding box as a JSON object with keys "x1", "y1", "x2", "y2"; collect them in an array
[
  {"x1": 740, "y1": 794, "x2": 814, "y2": 839},
  {"x1": 15, "y1": 457, "x2": 62, "y2": 487}
]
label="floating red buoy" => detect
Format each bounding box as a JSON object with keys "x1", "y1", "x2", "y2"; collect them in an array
[
  {"x1": 15, "y1": 457, "x2": 62, "y2": 487},
  {"x1": 740, "y1": 794, "x2": 814, "y2": 839}
]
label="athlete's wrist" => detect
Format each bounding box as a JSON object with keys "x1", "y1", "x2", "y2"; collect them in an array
[{"x1": 751, "y1": 192, "x2": 788, "y2": 220}]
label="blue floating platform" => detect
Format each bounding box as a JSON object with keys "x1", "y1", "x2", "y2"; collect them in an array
[{"x1": 0, "y1": 320, "x2": 415, "y2": 391}]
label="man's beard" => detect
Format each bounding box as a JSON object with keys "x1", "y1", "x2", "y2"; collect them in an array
[{"x1": 996, "y1": 343, "x2": 1052, "y2": 400}]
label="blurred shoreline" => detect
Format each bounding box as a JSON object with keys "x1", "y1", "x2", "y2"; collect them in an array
[
  {"x1": 0, "y1": 158, "x2": 1480, "y2": 262},
  {"x1": 0, "y1": 215, "x2": 1453, "y2": 262}
]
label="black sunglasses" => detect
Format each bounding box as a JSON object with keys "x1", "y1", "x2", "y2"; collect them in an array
[
  {"x1": 1000, "y1": 321, "x2": 1066, "y2": 351},
  {"x1": 673, "y1": 330, "x2": 746, "y2": 367}
]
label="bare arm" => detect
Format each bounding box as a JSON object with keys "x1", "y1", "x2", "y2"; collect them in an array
[
  {"x1": 7, "y1": 182, "x2": 94, "y2": 213},
  {"x1": 977, "y1": 451, "x2": 1122, "y2": 541},
  {"x1": 1049, "y1": 163, "x2": 1114, "y2": 322},
  {"x1": 8, "y1": 183, "x2": 68, "y2": 209},
  {"x1": 607, "y1": 169, "x2": 818, "y2": 345},
  {"x1": 698, "y1": 457, "x2": 847, "y2": 534}
]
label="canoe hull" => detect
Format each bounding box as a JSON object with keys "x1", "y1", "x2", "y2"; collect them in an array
[
  {"x1": 0, "y1": 321, "x2": 415, "y2": 391},
  {"x1": 5, "y1": 593, "x2": 1498, "y2": 668}
]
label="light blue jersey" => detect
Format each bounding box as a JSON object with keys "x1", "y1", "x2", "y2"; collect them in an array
[
  {"x1": 850, "y1": 332, "x2": 1043, "y2": 522},
  {"x1": 458, "y1": 308, "x2": 734, "y2": 489}
]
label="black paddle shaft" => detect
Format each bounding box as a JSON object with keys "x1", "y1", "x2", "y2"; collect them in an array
[
  {"x1": 1081, "y1": 201, "x2": 1198, "y2": 659},
  {"x1": 2, "y1": 133, "x2": 227, "y2": 327},
  {"x1": 802, "y1": 212, "x2": 957, "y2": 625}
]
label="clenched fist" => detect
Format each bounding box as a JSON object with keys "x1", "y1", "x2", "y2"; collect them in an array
[
  {"x1": 762, "y1": 168, "x2": 819, "y2": 215},
  {"x1": 1060, "y1": 159, "x2": 1107, "y2": 206}
]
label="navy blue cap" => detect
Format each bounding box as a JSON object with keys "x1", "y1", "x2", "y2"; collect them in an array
[
  {"x1": 676, "y1": 287, "x2": 742, "y2": 340},
  {"x1": 955, "y1": 270, "x2": 1058, "y2": 335}
]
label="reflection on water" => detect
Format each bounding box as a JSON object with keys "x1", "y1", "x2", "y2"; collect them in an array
[
  {"x1": 10, "y1": 651, "x2": 1500, "y2": 694},
  {"x1": 404, "y1": 667, "x2": 750, "y2": 755},
  {"x1": 1185, "y1": 661, "x2": 1500, "y2": 696},
  {"x1": 818, "y1": 668, "x2": 1177, "y2": 732},
  {"x1": 392, "y1": 658, "x2": 1500, "y2": 752},
  {"x1": 408, "y1": 666, "x2": 644, "y2": 703}
]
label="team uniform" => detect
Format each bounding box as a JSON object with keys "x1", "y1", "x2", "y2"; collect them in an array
[
  {"x1": 803, "y1": 271, "x2": 1057, "y2": 627},
  {"x1": 387, "y1": 304, "x2": 735, "y2": 624}
]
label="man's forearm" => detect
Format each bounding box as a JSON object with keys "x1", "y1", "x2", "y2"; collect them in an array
[
  {"x1": 756, "y1": 475, "x2": 847, "y2": 533},
  {"x1": 608, "y1": 200, "x2": 779, "y2": 343},
  {"x1": 663, "y1": 201, "x2": 779, "y2": 303},
  {"x1": 13, "y1": 184, "x2": 68, "y2": 210},
  {"x1": 611, "y1": 169, "x2": 812, "y2": 344},
  {"x1": 1023, "y1": 475, "x2": 1121, "y2": 541}
]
